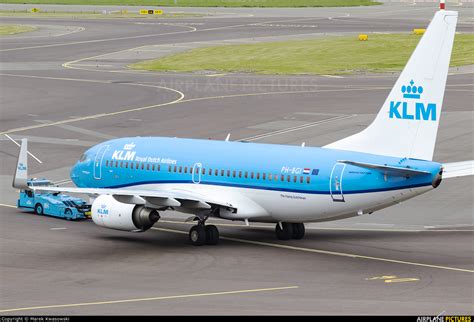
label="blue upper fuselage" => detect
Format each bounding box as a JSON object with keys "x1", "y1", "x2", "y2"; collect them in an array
[{"x1": 71, "y1": 137, "x2": 442, "y2": 195}]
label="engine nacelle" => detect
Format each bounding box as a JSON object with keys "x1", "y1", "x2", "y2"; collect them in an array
[{"x1": 91, "y1": 195, "x2": 160, "y2": 232}]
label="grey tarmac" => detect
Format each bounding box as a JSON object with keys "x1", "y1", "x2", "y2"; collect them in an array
[{"x1": 0, "y1": 2, "x2": 472, "y2": 315}]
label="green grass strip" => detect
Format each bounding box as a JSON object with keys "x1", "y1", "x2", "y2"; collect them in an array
[
  {"x1": 0, "y1": 24, "x2": 37, "y2": 35},
  {"x1": 130, "y1": 33, "x2": 474, "y2": 75},
  {"x1": 0, "y1": 0, "x2": 380, "y2": 8}
]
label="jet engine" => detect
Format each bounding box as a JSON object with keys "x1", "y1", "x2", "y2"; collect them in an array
[{"x1": 91, "y1": 195, "x2": 160, "y2": 232}]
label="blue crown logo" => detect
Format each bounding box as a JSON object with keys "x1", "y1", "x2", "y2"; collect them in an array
[{"x1": 401, "y1": 80, "x2": 423, "y2": 99}]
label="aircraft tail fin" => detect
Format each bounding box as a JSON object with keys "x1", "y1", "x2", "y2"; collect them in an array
[{"x1": 325, "y1": 10, "x2": 458, "y2": 161}]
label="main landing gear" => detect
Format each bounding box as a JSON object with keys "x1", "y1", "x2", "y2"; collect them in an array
[
  {"x1": 275, "y1": 222, "x2": 305, "y2": 240},
  {"x1": 188, "y1": 216, "x2": 219, "y2": 246}
]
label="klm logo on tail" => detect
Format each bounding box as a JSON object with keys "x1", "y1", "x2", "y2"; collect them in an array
[{"x1": 389, "y1": 80, "x2": 436, "y2": 121}]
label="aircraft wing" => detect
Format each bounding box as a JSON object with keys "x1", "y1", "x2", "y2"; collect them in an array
[
  {"x1": 29, "y1": 185, "x2": 236, "y2": 211},
  {"x1": 442, "y1": 161, "x2": 474, "y2": 179}
]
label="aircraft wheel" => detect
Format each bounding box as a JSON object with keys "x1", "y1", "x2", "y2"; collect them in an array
[
  {"x1": 65, "y1": 208, "x2": 73, "y2": 221},
  {"x1": 275, "y1": 222, "x2": 293, "y2": 240},
  {"x1": 34, "y1": 203, "x2": 43, "y2": 215},
  {"x1": 292, "y1": 223, "x2": 305, "y2": 240},
  {"x1": 189, "y1": 225, "x2": 206, "y2": 246},
  {"x1": 205, "y1": 225, "x2": 219, "y2": 245}
]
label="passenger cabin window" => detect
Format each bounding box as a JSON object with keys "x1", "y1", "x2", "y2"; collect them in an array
[
  {"x1": 179, "y1": 166, "x2": 182, "y2": 173},
  {"x1": 306, "y1": 177, "x2": 311, "y2": 184},
  {"x1": 262, "y1": 173, "x2": 266, "y2": 180},
  {"x1": 147, "y1": 164, "x2": 150, "y2": 171},
  {"x1": 244, "y1": 171, "x2": 248, "y2": 179},
  {"x1": 115, "y1": 161, "x2": 119, "y2": 168},
  {"x1": 233, "y1": 171, "x2": 236, "y2": 178},
  {"x1": 227, "y1": 170, "x2": 230, "y2": 177},
  {"x1": 221, "y1": 170, "x2": 225, "y2": 176},
  {"x1": 215, "y1": 169, "x2": 218, "y2": 176},
  {"x1": 268, "y1": 174, "x2": 273, "y2": 180},
  {"x1": 184, "y1": 167, "x2": 188, "y2": 174},
  {"x1": 174, "y1": 165, "x2": 177, "y2": 172},
  {"x1": 152, "y1": 164, "x2": 155, "y2": 171},
  {"x1": 256, "y1": 173, "x2": 260, "y2": 180},
  {"x1": 106, "y1": 160, "x2": 109, "y2": 167}
]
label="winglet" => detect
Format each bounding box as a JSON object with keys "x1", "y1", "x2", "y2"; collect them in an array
[{"x1": 12, "y1": 138, "x2": 29, "y2": 189}]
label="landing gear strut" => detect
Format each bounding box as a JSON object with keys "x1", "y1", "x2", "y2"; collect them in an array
[
  {"x1": 188, "y1": 216, "x2": 219, "y2": 246},
  {"x1": 275, "y1": 223, "x2": 305, "y2": 240}
]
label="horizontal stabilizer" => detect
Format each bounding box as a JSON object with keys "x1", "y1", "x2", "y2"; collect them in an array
[
  {"x1": 442, "y1": 161, "x2": 474, "y2": 178},
  {"x1": 338, "y1": 160, "x2": 431, "y2": 177}
]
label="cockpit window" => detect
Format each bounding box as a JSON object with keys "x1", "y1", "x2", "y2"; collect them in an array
[{"x1": 79, "y1": 154, "x2": 87, "y2": 162}]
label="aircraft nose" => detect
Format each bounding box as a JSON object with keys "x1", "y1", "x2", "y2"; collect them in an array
[{"x1": 70, "y1": 162, "x2": 80, "y2": 186}]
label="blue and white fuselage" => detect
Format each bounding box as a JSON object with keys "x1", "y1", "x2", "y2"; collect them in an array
[
  {"x1": 71, "y1": 137, "x2": 441, "y2": 223},
  {"x1": 12, "y1": 10, "x2": 472, "y2": 244}
]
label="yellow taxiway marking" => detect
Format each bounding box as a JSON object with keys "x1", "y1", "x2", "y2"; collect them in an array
[
  {"x1": 61, "y1": 17, "x2": 327, "y2": 72},
  {"x1": 152, "y1": 227, "x2": 474, "y2": 274},
  {"x1": 0, "y1": 75, "x2": 381, "y2": 136},
  {"x1": 0, "y1": 203, "x2": 471, "y2": 272},
  {"x1": 0, "y1": 24, "x2": 197, "y2": 53},
  {"x1": 158, "y1": 219, "x2": 474, "y2": 233},
  {"x1": 384, "y1": 278, "x2": 419, "y2": 283},
  {"x1": 0, "y1": 73, "x2": 185, "y2": 136},
  {"x1": 0, "y1": 286, "x2": 298, "y2": 313},
  {"x1": 206, "y1": 73, "x2": 228, "y2": 77}
]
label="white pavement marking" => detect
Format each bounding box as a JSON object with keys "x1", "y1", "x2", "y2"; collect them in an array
[
  {"x1": 3, "y1": 134, "x2": 43, "y2": 164},
  {"x1": 241, "y1": 115, "x2": 356, "y2": 142}
]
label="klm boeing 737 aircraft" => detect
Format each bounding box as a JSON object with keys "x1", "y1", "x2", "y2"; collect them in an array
[{"x1": 13, "y1": 10, "x2": 473, "y2": 246}]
